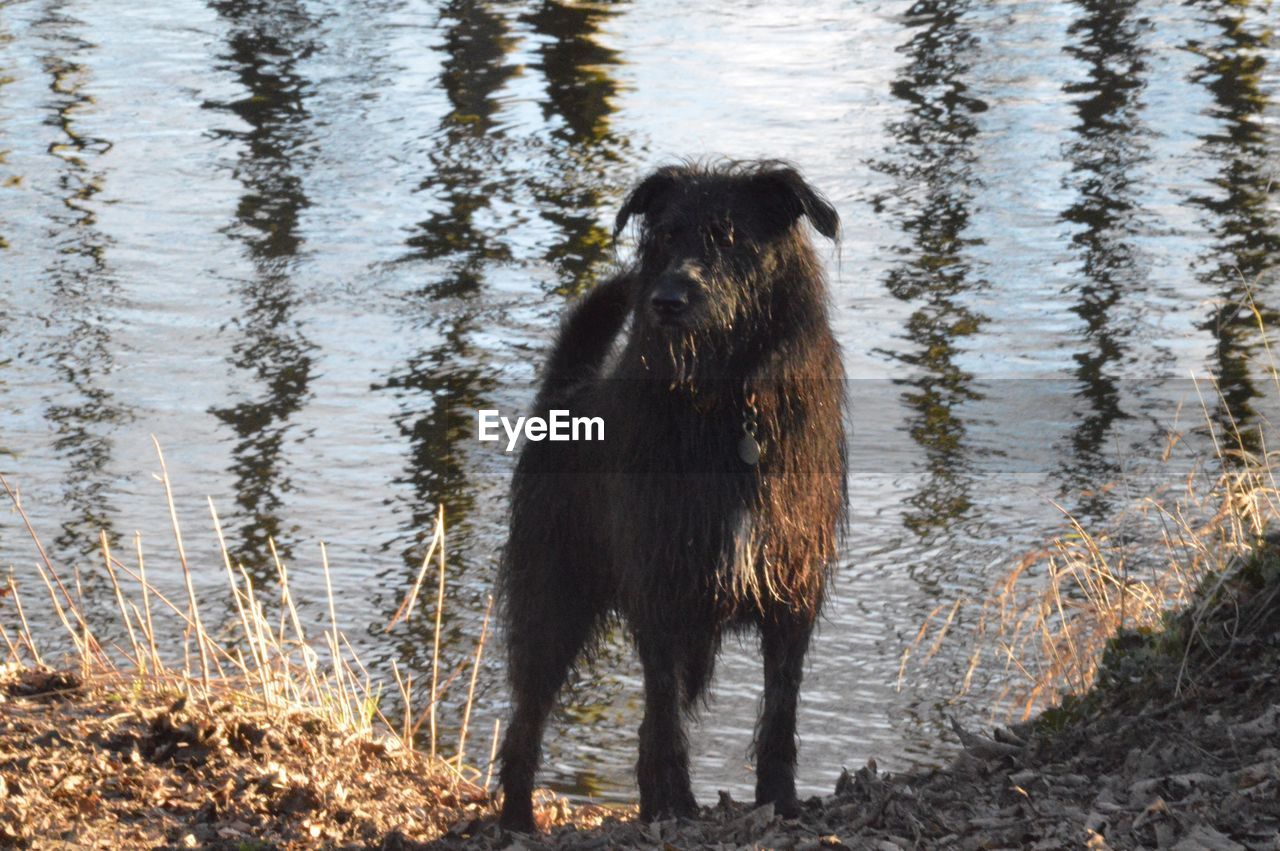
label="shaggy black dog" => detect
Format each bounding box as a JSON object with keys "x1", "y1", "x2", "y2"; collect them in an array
[{"x1": 497, "y1": 160, "x2": 847, "y2": 831}]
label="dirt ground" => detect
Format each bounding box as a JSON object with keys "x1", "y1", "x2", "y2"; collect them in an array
[{"x1": 4, "y1": 554, "x2": 1279, "y2": 850}]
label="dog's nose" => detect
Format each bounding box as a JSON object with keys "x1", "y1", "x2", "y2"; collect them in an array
[{"x1": 650, "y1": 280, "x2": 690, "y2": 317}]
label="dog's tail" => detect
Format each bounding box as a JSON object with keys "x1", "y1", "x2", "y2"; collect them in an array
[{"x1": 540, "y1": 273, "x2": 633, "y2": 392}]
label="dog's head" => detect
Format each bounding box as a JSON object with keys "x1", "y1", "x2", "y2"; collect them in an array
[{"x1": 614, "y1": 161, "x2": 839, "y2": 347}]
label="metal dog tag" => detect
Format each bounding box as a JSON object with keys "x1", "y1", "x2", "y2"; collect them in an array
[{"x1": 738, "y1": 433, "x2": 761, "y2": 465}]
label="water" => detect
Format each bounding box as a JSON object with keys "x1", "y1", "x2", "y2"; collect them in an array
[{"x1": 1, "y1": 0, "x2": 1278, "y2": 804}]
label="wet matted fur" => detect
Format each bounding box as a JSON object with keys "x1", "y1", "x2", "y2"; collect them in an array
[{"x1": 497, "y1": 160, "x2": 847, "y2": 831}]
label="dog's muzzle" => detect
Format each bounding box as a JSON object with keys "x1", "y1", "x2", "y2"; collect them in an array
[{"x1": 649, "y1": 274, "x2": 692, "y2": 323}]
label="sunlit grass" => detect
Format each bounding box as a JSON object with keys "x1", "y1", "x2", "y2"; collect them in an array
[
  {"x1": 901, "y1": 332, "x2": 1280, "y2": 719},
  {"x1": 0, "y1": 439, "x2": 496, "y2": 789}
]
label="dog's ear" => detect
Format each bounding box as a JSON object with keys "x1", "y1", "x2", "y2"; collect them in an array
[
  {"x1": 751, "y1": 166, "x2": 840, "y2": 241},
  {"x1": 615, "y1": 169, "x2": 681, "y2": 236}
]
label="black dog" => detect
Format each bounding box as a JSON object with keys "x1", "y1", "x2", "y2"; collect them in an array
[{"x1": 497, "y1": 160, "x2": 847, "y2": 831}]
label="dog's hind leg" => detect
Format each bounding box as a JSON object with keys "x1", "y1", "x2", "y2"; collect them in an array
[
  {"x1": 754, "y1": 612, "x2": 814, "y2": 817},
  {"x1": 541, "y1": 272, "x2": 632, "y2": 393},
  {"x1": 635, "y1": 628, "x2": 700, "y2": 821},
  {"x1": 679, "y1": 630, "x2": 719, "y2": 712},
  {"x1": 497, "y1": 592, "x2": 600, "y2": 832}
]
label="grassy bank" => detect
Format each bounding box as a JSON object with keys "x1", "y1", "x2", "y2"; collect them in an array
[
  {"x1": 0, "y1": 442, "x2": 509, "y2": 848},
  {"x1": 901, "y1": 382, "x2": 1280, "y2": 721}
]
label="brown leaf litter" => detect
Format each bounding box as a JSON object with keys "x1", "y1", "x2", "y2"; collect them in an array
[{"x1": 0, "y1": 666, "x2": 488, "y2": 849}]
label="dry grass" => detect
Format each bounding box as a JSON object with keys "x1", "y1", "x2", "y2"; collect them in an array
[
  {"x1": 899, "y1": 375, "x2": 1280, "y2": 720},
  {"x1": 0, "y1": 437, "x2": 496, "y2": 789},
  {"x1": 0, "y1": 441, "x2": 638, "y2": 847}
]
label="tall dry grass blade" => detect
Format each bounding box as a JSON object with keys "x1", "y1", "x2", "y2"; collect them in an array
[
  {"x1": 268, "y1": 537, "x2": 323, "y2": 705},
  {"x1": 9, "y1": 576, "x2": 42, "y2": 666},
  {"x1": 269, "y1": 539, "x2": 297, "y2": 644},
  {"x1": 101, "y1": 531, "x2": 143, "y2": 672},
  {"x1": 72, "y1": 564, "x2": 95, "y2": 679},
  {"x1": 896, "y1": 602, "x2": 945, "y2": 692},
  {"x1": 150, "y1": 436, "x2": 211, "y2": 694},
  {"x1": 1242, "y1": 286, "x2": 1280, "y2": 400},
  {"x1": 392, "y1": 661, "x2": 413, "y2": 745},
  {"x1": 1191, "y1": 373, "x2": 1225, "y2": 469},
  {"x1": 72, "y1": 563, "x2": 86, "y2": 622},
  {"x1": 386, "y1": 509, "x2": 444, "y2": 632},
  {"x1": 32, "y1": 559, "x2": 89, "y2": 662},
  {"x1": 320, "y1": 541, "x2": 353, "y2": 730},
  {"x1": 485, "y1": 718, "x2": 501, "y2": 791},
  {"x1": 127, "y1": 601, "x2": 157, "y2": 684},
  {"x1": 134, "y1": 534, "x2": 163, "y2": 678},
  {"x1": 922, "y1": 598, "x2": 964, "y2": 664},
  {"x1": 208, "y1": 502, "x2": 257, "y2": 683},
  {"x1": 430, "y1": 504, "x2": 446, "y2": 758},
  {"x1": 0, "y1": 620, "x2": 19, "y2": 662},
  {"x1": 409, "y1": 660, "x2": 469, "y2": 747},
  {"x1": 456, "y1": 594, "x2": 492, "y2": 769},
  {"x1": 1, "y1": 475, "x2": 101, "y2": 657},
  {"x1": 339, "y1": 632, "x2": 375, "y2": 684},
  {"x1": 238, "y1": 565, "x2": 277, "y2": 708},
  {"x1": 959, "y1": 623, "x2": 986, "y2": 696}
]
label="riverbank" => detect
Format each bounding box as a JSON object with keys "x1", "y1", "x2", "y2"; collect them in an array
[
  {"x1": 0, "y1": 468, "x2": 511, "y2": 850},
  {"x1": 428, "y1": 537, "x2": 1280, "y2": 850},
  {"x1": 4, "y1": 537, "x2": 1277, "y2": 849}
]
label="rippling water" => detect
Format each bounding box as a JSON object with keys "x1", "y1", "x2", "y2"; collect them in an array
[{"x1": 1, "y1": 0, "x2": 1278, "y2": 803}]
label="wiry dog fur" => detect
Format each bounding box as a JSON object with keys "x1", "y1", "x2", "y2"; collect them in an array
[{"x1": 497, "y1": 160, "x2": 847, "y2": 831}]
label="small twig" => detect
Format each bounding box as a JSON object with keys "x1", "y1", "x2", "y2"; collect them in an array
[{"x1": 947, "y1": 714, "x2": 1022, "y2": 760}]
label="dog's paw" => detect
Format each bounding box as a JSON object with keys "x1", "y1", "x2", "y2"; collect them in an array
[
  {"x1": 671, "y1": 794, "x2": 701, "y2": 820},
  {"x1": 774, "y1": 796, "x2": 803, "y2": 819},
  {"x1": 640, "y1": 794, "x2": 701, "y2": 823},
  {"x1": 498, "y1": 807, "x2": 537, "y2": 834},
  {"x1": 755, "y1": 794, "x2": 802, "y2": 820}
]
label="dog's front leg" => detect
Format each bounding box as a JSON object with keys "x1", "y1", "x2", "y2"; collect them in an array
[
  {"x1": 755, "y1": 612, "x2": 814, "y2": 817},
  {"x1": 635, "y1": 628, "x2": 699, "y2": 821}
]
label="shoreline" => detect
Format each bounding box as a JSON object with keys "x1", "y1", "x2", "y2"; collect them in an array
[{"x1": 5, "y1": 541, "x2": 1278, "y2": 850}]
